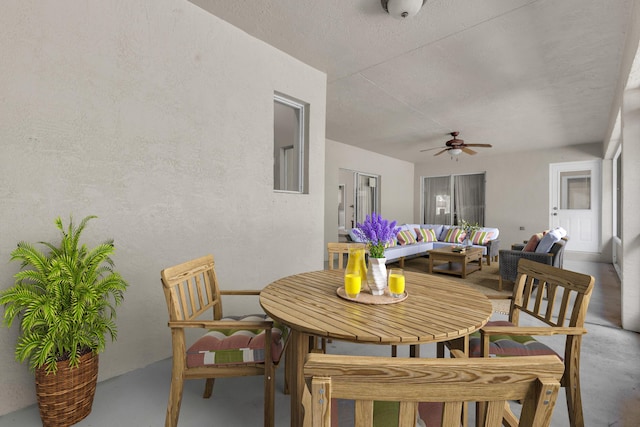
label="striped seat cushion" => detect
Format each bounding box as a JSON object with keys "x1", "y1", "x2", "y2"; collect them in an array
[
  {"x1": 331, "y1": 400, "x2": 429, "y2": 427},
  {"x1": 186, "y1": 314, "x2": 288, "y2": 367},
  {"x1": 468, "y1": 320, "x2": 559, "y2": 358}
]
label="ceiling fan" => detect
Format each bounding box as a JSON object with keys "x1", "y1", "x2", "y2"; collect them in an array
[{"x1": 420, "y1": 132, "x2": 492, "y2": 157}]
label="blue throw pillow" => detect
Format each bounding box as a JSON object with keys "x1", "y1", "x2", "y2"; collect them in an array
[
  {"x1": 348, "y1": 228, "x2": 365, "y2": 243},
  {"x1": 535, "y1": 227, "x2": 566, "y2": 253}
]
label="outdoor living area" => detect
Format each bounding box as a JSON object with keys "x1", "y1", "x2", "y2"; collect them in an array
[
  {"x1": 3, "y1": 2, "x2": 640, "y2": 427},
  {"x1": 0, "y1": 260, "x2": 635, "y2": 427}
]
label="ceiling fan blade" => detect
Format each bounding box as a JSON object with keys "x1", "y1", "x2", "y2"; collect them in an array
[
  {"x1": 434, "y1": 148, "x2": 449, "y2": 156},
  {"x1": 462, "y1": 147, "x2": 477, "y2": 155},
  {"x1": 465, "y1": 144, "x2": 492, "y2": 147},
  {"x1": 420, "y1": 146, "x2": 444, "y2": 152}
]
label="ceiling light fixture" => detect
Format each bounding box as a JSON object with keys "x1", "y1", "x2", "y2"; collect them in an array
[
  {"x1": 449, "y1": 148, "x2": 463, "y2": 156},
  {"x1": 381, "y1": 0, "x2": 426, "y2": 19}
]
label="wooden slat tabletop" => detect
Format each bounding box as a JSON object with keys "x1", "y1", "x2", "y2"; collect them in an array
[{"x1": 260, "y1": 269, "x2": 493, "y2": 345}]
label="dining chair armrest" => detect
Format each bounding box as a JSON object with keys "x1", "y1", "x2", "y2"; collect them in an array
[
  {"x1": 220, "y1": 290, "x2": 261, "y2": 296},
  {"x1": 499, "y1": 250, "x2": 554, "y2": 262},
  {"x1": 168, "y1": 319, "x2": 274, "y2": 330},
  {"x1": 481, "y1": 325, "x2": 588, "y2": 337},
  {"x1": 483, "y1": 294, "x2": 512, "y2": 300},
  {"x1": 449, "y1": 349, "x2": 467, "y2": 359}
]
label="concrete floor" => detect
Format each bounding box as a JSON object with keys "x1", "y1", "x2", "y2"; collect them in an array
[{"x1": 0, "y1": 261, "x2": 638, "y2": 426}]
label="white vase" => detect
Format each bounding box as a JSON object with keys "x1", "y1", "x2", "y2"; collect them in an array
[{"x1": 367, "y1": 257, "x2": 387, "y2": 296}]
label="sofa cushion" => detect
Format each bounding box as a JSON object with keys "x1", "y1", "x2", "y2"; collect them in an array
[
  {"x1": 535, "y1": 227, "x2": 567, "y2": 253},
  {"x1": 384, "y1": 242, "x2": 432, "y2": 262},
  {"x1": 480, "y1": 227, "x2": 499, "y2": 240},
  {"x1": 396, "y1": 230, "x2": 416, "y2": 245},
  {"x1": 443, "y1": 227, "x2": 466, "y2": 243},
  {"x1": 522, "y1": 232, "x2": 544, "y2": 252},
  {"x1": 186, "y1": 314, "x2": 287, "y2": 367},
  {"x1": 415, "y1": 228, "x2": 437, "y2": 243},
  {"x1": 468, "y1": 229, "x2": 494, "y2": 245}
]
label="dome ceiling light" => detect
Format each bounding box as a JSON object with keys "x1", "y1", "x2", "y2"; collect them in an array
[{"x1": 381, "y1": 0, "x2": 426, "y2": 19}]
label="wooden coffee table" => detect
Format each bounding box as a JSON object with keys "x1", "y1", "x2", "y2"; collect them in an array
[{"x1": 428, "y1": 246, "x2": 483, "y2": 278}]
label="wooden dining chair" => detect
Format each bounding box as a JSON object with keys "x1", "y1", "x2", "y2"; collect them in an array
[
  {"x1": 327, "y1": 242, "x2": 366, "y2": 270},
  {"x1": 160, "y1": 255, "x2": 287, "y2": 427},
  {"x1": 301, "y1": 351, "x2": 563, "y2": 427},
  {"x1": 312, "y1": 243, "x2": 368, "y2": 353},
  {"x1": 439, "y1": 258, "x2": 594, "y2": 427}
]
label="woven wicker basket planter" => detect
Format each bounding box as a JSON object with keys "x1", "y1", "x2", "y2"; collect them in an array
[{"x1": 35, "y1": 352, "x2": 99, "y2": 427}]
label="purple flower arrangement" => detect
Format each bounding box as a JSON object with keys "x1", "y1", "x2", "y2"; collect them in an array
[{"x1": 354, "y1": 213, "x2": 401, "y2": 258}]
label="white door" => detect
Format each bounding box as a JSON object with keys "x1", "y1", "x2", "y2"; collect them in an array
[{"x1": 549, "y1": 160, "x2": 601, "y2": 252}]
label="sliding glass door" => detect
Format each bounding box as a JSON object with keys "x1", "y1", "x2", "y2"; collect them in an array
[
  {"x1": 422, "y1": 173, "x2": 486, "y2": 225},
  {"x1": 354, "y1": 172, "x2": 380, "y2": 225}
]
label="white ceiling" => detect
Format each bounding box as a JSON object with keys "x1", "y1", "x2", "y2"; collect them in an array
[{"x1": 188, "y1": 0, "x2": 634, "y2": 162}]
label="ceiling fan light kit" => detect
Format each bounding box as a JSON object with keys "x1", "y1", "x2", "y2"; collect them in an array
[
  {"x1": 381, "y1": 0, "x2": 426, "y2": 19},
  {"x1": 419, "y1": 131, "x2": 493, "y2": 159}
]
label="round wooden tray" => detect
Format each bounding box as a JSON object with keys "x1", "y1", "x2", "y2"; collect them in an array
[{"x1": 336, "y1": 286, "x2": 408, "y2": 304}]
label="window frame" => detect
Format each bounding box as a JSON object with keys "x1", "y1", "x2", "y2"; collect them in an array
[
  {"x1": 273, "y1": 93, "x2": 309, "y2": 194},
  {"x1": 420, "y1": 172, "x2": 486, "y2": 226}
]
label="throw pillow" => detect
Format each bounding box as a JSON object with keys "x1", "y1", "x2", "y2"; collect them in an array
[
  {"x1": 396, "y1": 230, "x2": 416, "y2": 245},
  {"x1": 522, "y1": 232, "x2": 544, "y2": 252},
  {"x1": 469, "y1": 230, "x2": 494, "y2": 245},
  {"x1": 415, "y1": 228, "x2": 437, "y2": 243},
  {"x1": 535, "y1": 227, "x2": 566, "y2": 253},
  {"x1": 385, "y1": 238, "x2": 397, "y2": 248},
  {"x1": 443, "y1": 227, "x2": 466, "y2": 244},
  {"x1": 348, "y1": 228, "x2": 365, "y2": 243},
  {"x1": 422, "y1": 224, "x2": 444, "y2": 239}
]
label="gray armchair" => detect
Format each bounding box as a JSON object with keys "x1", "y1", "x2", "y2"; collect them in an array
[{"x1": 498, "y1": 237, "x2": 568, "y2": 290}]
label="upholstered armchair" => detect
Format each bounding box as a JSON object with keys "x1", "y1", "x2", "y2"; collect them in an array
[{"x1": 498, "y1": 236, "x2": 568, "y2": 290}]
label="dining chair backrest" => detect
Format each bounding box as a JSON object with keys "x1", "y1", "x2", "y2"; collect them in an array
[
  {"x1": 162, "y1": 255, "x2": 223, "y2": 322},
  {"x1": 302, "y1": 352, "x2": 563, "y2": 427},
  {"x1": 327, "y1": 242, "x2": 365, "y2": 270},
  {"x1": 509, "y1": 258, "x2": 594, "y2": 332}
]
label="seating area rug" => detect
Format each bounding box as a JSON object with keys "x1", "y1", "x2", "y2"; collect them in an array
[{"x1": 387, "y1": 256, "x2": 512, "y2": 315}]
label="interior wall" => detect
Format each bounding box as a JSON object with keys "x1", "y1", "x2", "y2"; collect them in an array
[
  {"x1": 324, "y1": 139, "x2": 414, "y2": 255},
  {"x1": 0, "y1": 0, "x2": 326, "y2": 414},
  {"x1": 602, "y1": 0, "x2": 640, "y2": 332},
  {"x1": 413, "y1": 143, "x2": 611, "y2": 262},
  {"x1": 621, "y1": 88, "x2": 640, "y2": 332}
]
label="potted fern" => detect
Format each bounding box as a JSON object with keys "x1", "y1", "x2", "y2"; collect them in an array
[{"x1": 0, "y1": 215, "x2": 128, "y2": 426}]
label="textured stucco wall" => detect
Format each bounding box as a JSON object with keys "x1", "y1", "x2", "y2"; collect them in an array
[{"x1": 0, "y1": 0, "x2": 326, "y2": 414}]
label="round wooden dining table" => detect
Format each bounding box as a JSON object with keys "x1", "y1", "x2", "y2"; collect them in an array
[{"x1": 259, "y1": 269, "x2": 493, "y2": 426}]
